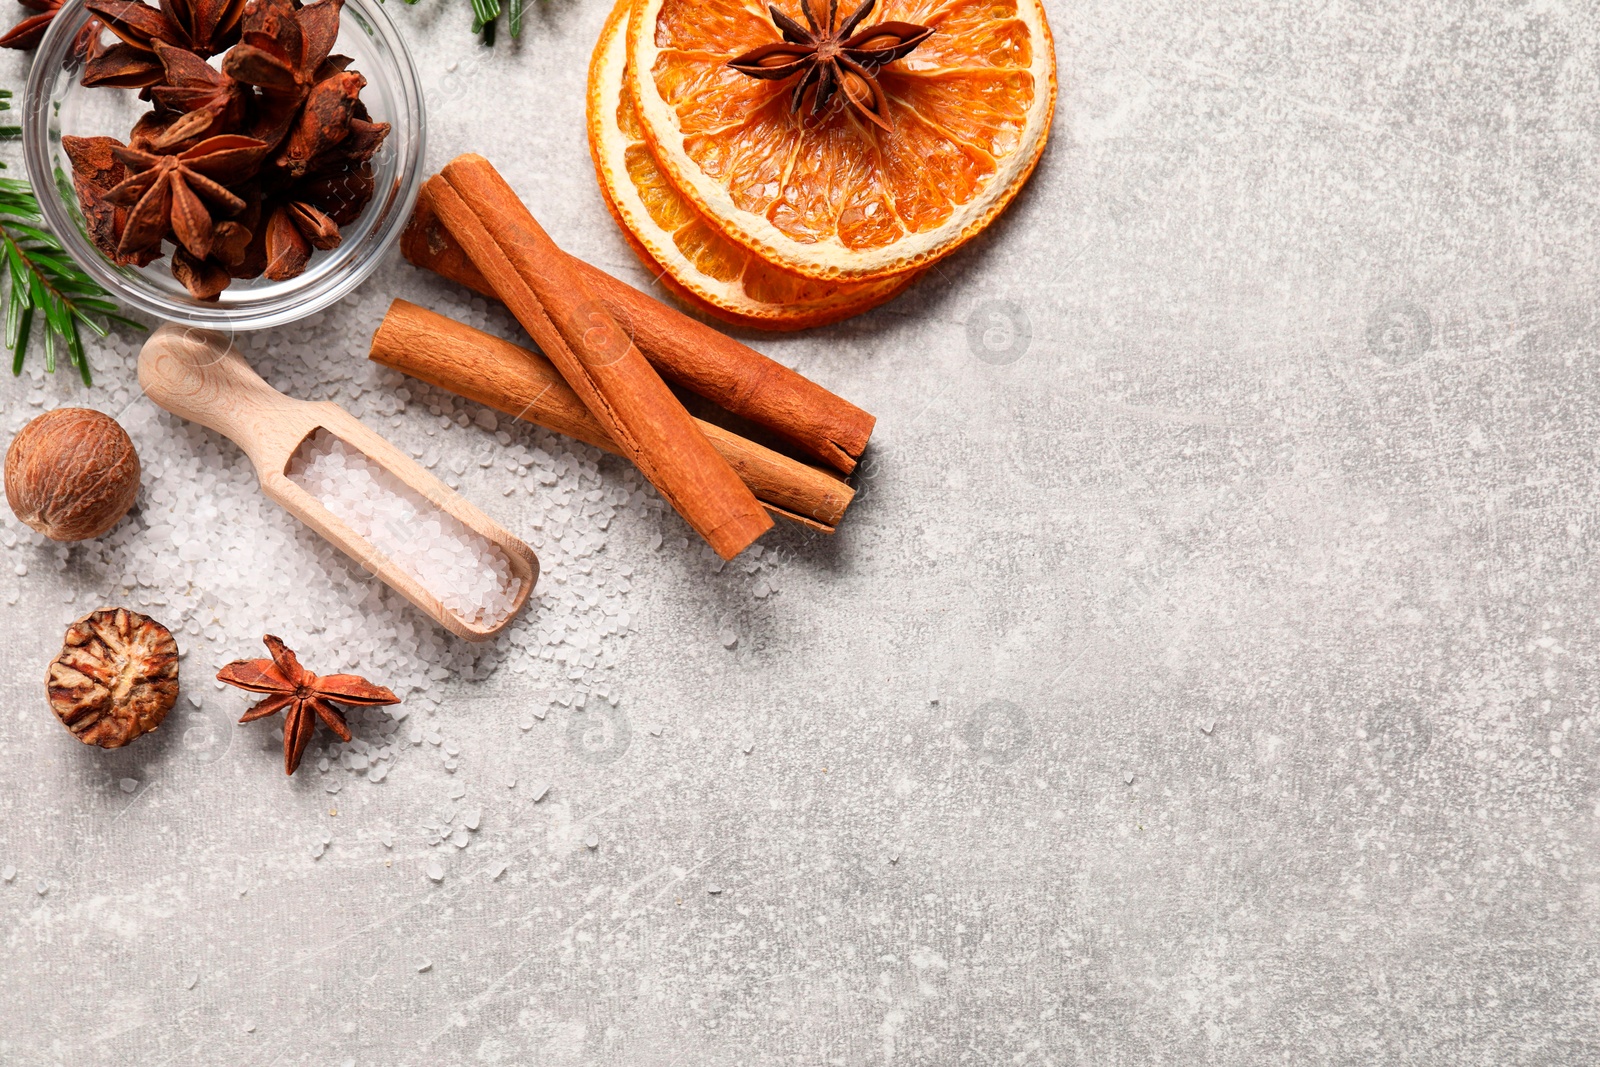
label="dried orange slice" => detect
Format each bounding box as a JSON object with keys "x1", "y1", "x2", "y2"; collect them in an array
[
  {"x1": 627, "y1": 0, "x2": 1056, "y2": 281},
  {"x1": 589, "y1": 0, "x2": 914, "y2": 329}
]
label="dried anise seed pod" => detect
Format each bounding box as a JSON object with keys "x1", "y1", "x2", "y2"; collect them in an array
[
  {"x1": 87, "y1": 0, "x2": 245, "y2": 58},
  {"x1": 82, "y1": 0, "x2": 247, "y2": 88},
  {"x1": 276, "y1": 68, "x2": 363, "y2": 178},
  {"x1": 147, "y1": 40, "x2": 249, "y2": 142},
  {"x1": 218, "y1": 634, "x2": 399, "y2": 775},
  {"x1": 47, "y1": 608, "x2": 180, "y2": 749},
  {"x1": 0, "y1": 0, "x2": 100, "y2": 55},
  {"x1": 728, "y1": 0, "x2": 933, "y2": 130},
  {"x1": 223, "y1": 0, "x2": 340, "y2": 100},
  {"x1": 106, "y1": 134, "x2": 268, "y2": 258},
  {"x1": 171, "y1": 246, "x2": 230, "y2": 298},
  {"x1": 62, "y1": 135, "x2": 161, "y2": 267},
  {"x1": 262, "y1": 197, "x2": 338, "y2": 279}
]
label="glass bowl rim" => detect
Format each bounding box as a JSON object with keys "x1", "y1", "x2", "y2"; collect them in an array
[{"x1": 20, "y1": 0, "x2": 426, "y2": 331}]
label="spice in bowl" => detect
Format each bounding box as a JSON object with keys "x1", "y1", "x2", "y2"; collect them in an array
[
  {"x1": 5, "y1": 407, "x2": 141, "y2": 541},
  {"x1": 61, "y1": 0, "x2": 389, "y2": 300}
]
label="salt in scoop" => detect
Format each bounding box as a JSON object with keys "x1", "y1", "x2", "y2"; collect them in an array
[{"x1": 138, "y1": 325, "x2": 538, "y2": 641}]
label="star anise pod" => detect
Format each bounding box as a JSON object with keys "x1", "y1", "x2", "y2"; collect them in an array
[
  {"x1": 223, "y1": 0, "x2": 341, "y2": 101},
  {"x1": 61, "y1": 135, "x2": 162, "y2": 267},
  {"x1": 82, "y1": 0, "x2": 246, "y2": 87},
  {"x1": 145, "y1": 40, "x2": 249, "y2": 145},
  {"x1": 0, "y1": 0, "x2": 100, "y2": 55},
  {"x1": 262, "y1": 196, "x2": 339, "y2": 279},
  {"x1": 218, "y1": 635, "x2": 399, "y2": 776},
  {"x1": 104, "y1": 133, "x2": 267, "y2": 259},
  {"x1": 728, "y1": 0, "x2": 932, "y2": 131}
]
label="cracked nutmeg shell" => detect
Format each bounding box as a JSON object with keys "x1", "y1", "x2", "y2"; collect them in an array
[
  {"x1": 5, "y1": 408, "x2": 141, "y2": 541},
  {"x1": 47, "y1": 608, "x2": 180, "y2": 748}
]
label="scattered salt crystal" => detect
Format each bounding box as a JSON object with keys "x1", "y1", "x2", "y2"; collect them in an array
[
  {"x1": 36, "y1": 880, "x2": 47, "y2": 895},
  {"x1": 451, "y1": 829, "x2": 469, "y2": 848},
  {"x1": 585, "y1": 834, "x2": 598, "y2": 850},
  {"x1": 1, "y1": 866, "x2": 14, "y2": 882},
  {"x1": 416, "y1": 958, "x2": 433, "y2": 973},
  {"x1": 183, "y1": 972, "x2": 198, "y2": 990},
  {"x1": 505, "y1": 777, "x2": 517, "y2": 789},
  {"x1": 720, "y1": 630, "x2": 738, "y2": 649},
  {"x1": 464, "y1": 807, "x2": 481, "y2": 830},
  {"x1": 529, "y1": 780, "x2": 549, "y2": 802},
  {"x1": 381, "y1": 831, "x2": 393, "y2": 848},
  {"x1": 487, "y1": 861, "x2": 507, "y2": 881},
  {"x1": 648, "y1": 534, "x2": 662, "y2": 550},
  {"x1": 426, "y1": 858, "x2": 444, "y2": 882},
  {"x1": 311, "y1": 842, "x2": 326, "y2": 859},
  {"x1": 707, "y1": 884, "x2": 722, "y2": 895},
  {"x1": 119, "y1": 778, "x2": 139, "y2": 793},
  {"x1": 448, "y1": 783, "x2": 465, "y2": 800}
]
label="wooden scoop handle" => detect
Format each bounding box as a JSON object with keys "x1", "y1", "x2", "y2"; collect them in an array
[{"x1": 136, "y1": 324, "x2": 330, "y2": 480}]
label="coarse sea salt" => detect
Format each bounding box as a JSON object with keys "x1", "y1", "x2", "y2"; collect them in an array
[
  {"x1": 287, "y1": 429, "x2": 520, "y2": 629},
  {"x1": 0, "y1": 284, "x2": 789, "y2": 805}
]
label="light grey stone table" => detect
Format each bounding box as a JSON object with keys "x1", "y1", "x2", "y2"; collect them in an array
[{"x1": 2, "y1": 0, "x2": 1597, "y2": 1063}]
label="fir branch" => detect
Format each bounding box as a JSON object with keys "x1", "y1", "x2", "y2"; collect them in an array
[
  {"x1": 386, "y1": 0, "x2": 524, "y2": 45},
  {"x1": 0, "y1": 89, "x2": 140, "y2": 386}
]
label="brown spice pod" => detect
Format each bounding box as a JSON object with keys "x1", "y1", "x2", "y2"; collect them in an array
[
  {"x1": 47, "y1": 608, "x2": 180, "y2": 748},
  {"x1": 5, "y1": 408, "x2": 141, "y2": 541}
]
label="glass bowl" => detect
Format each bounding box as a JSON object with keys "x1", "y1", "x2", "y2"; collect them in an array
[{"x1": 22, "y1": 0, "x2": 424, "y2": 330}]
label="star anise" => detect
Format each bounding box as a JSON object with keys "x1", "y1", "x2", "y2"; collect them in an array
[
  {"x1": 82, "y1": 0, "x2": 246, "y2": 87},
  {"x1": 728, "y1": 0, "x2": 932, "y2": 131},
  {"x1": 223, "y1": 0, "x2": 341, "y2": 101},
  {"x1": 262, "y1": 196, "x2": 339, "y2": 279},
  {"x1": 61, "y1": 135, "x2": 162, "y2": 267},
  {"x1": 104, "y1": 133, "x2": 267, "y2": 258},
  {"x1": 0, "y1": 0, "x2": 100, "y2": 56},
  {"x1": 218, "y1": 634, "x2": 399, "y2": 776},
  {"x1": 145, "y1": 40, "x2": 249, "y2": 145}
]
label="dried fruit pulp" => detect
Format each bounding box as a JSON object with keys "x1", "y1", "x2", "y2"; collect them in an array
[
  {"x1": 588, "y1": 0, "x2": 916, "y2": 329},
  {"x1": 627, "y1": 0, "x2": 1057, "y2": 281}
]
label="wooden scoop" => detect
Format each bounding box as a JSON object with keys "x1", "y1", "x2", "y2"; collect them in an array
[{"x1": 138, "y1": 324, "x2": 538, "y2": 642}]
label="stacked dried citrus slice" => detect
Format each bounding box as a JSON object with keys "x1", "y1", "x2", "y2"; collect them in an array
[{"x1": 588, "y1": 0, "x2": 1056, "y2": 329}]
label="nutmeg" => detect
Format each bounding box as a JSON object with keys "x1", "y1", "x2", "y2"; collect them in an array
[
  {"x1": 47, "y1": 608, "x2": 179, "y2": 748},
  {"x1": 5, "y1": 408, "x2": 141, "y2": 541}
]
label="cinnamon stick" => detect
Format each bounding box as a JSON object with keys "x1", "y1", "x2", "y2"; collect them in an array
[
  {"x1": 424, "y1": 155, "x2": 771, "y2": 560},
  {"x1": 371, "y1": 300, "x2": 855, "y2": 533},
  {"x1": 402, "y1": 187, "x2": 875, "y2": 474}
]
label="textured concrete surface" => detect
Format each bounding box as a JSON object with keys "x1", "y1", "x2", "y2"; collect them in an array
[{"x1": 4, "y1": 0, "x2": 1600, "y2": 1063}]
